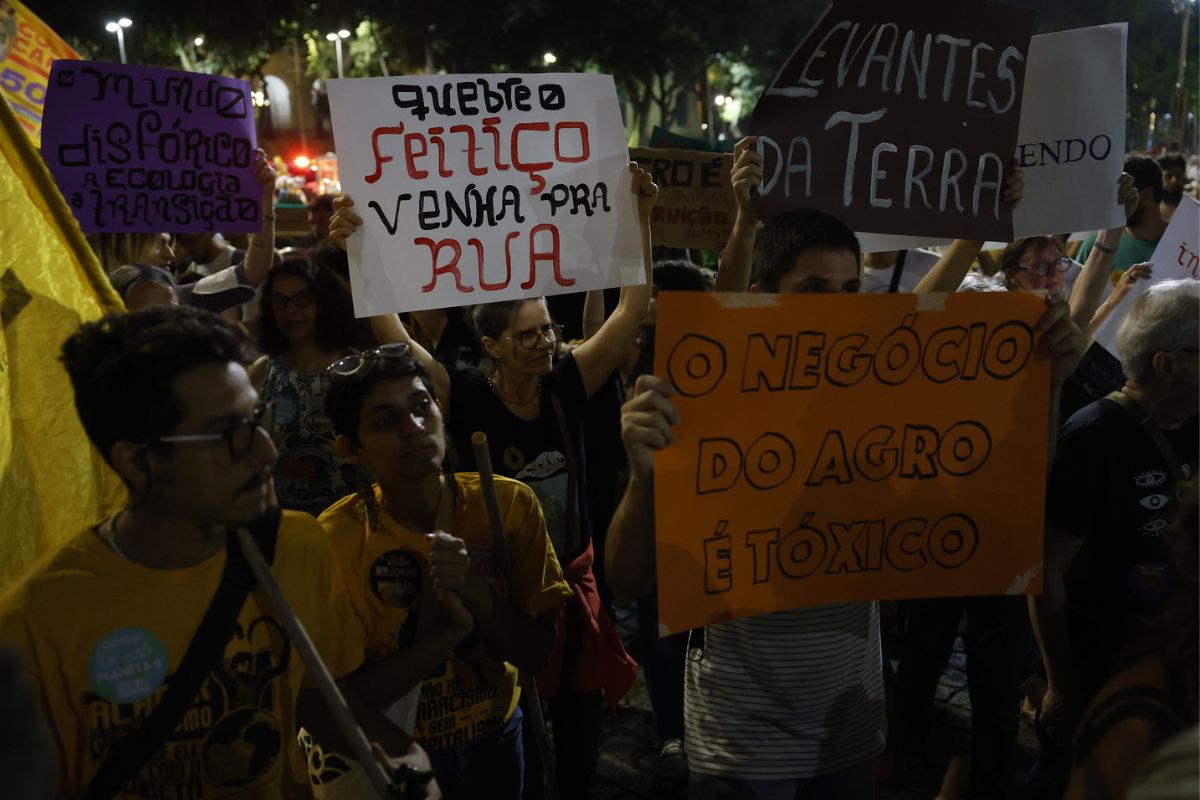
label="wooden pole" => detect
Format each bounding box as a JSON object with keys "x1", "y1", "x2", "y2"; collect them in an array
[
  {"x1": 235, "y1": 529, "x2": 396, "y2": 800},
  {"x1": 470, "y1": 432, "x2": 560, "y2": 800}
]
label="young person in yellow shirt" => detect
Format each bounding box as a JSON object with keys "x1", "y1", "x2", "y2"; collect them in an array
[
  {"x1": 0, "y1": 307, "x2": 432, "y2": 798},
  {"x1": 320, "y1": 343, "x2": 572, "y2": 799}
]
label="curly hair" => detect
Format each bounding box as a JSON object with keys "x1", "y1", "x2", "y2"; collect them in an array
[
  {"x1": 325, "y1": 348, "x2": 436, "y2": 446},
  {"x1": 257, "y1": 259, "x2": 357, "y2": 356},
  {"x1": 60, "y1": 306, "x2": 247, "y2": 464}
]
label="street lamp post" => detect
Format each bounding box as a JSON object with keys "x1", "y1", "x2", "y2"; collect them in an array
[
  {"x1": 1171, "y1": 0, "x2": 1194, "y2": 149},
  {"x1": 326, "y1": 29, "x2": 350, "y2": 80},
  {"x1": 104, "y1": 18, "x2": 132, "y2": 64}
]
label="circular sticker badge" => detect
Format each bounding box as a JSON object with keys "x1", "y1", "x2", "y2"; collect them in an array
[
  {"x1": 1128, "y1": 561, "x2": 1175, "y2": 602},
  {"x1": 88, "y1": 627, "x2": 170, "y2": 704},
  {"x1": 369, "y1": 549, "x2": 423, "y2": 608},
  {"x1": 503, "y1": 446, "x2": 525, "y2": 472}
]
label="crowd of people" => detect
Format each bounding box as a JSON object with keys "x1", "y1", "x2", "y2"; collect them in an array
[{"x1": 0, "y1": 121, "x2": 1196, "y2": 800}]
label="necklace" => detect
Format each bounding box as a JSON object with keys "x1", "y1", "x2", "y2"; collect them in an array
[
  {"x1": 488, "y1": 372, "x2": 541, "y2": 406},
  {"x1": 98, "y1": 510, "x2": 134, "y2": 562}
]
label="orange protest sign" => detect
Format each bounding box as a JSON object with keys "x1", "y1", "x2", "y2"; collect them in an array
[
  {"x1": 652, "y1": 290, "x2": 1051, "y2": 635},
  {"x1": 0, "y1": 0, "x2": 80, "y2": 145}
]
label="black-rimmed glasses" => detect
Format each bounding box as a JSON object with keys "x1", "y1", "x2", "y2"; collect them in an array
[
  {"x1": 157, "y1": 402, "x2": 275, "y2": 463},
  {"x1": 328, "y1": 343, "x2": 413, "y2": 378}
]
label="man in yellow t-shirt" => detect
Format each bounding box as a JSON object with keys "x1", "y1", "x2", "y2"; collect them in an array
[
  {"x1": 1, "y1": 511, "x2": 360, "y2": 797},
  {"x1": 321, "y1": 344, "x2": 573, "y2": 798},
  {"x1": 0, "y1": 307, "x2": 418, "y2": 798}
]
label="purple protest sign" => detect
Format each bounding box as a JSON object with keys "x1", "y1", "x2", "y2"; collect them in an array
[{"x1": 41, "y1": 60, "x2": 260, "y2": 234}]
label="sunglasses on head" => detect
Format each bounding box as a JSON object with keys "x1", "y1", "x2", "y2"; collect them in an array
[{"x1": 328, "y1": 343, "x2": 413, "y2": 378}]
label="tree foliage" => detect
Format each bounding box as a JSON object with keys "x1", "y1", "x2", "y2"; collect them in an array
[
  {"x1": 35, "y1": 0, "x2": 1197, "y2": 148},
  {"x1": 39, "y1": 0, "x2": 305, "y2": 78}
]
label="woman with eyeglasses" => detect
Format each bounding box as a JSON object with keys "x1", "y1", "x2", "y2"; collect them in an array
[
  {"x1": 327, "y1": 164, "x2": 657, "y2": 800},
  {"x1": 996, "y1": 173, "x2": 1147, "y2": 420},
  {"x1": 248, "y1": 260, "x2": 368, "y2": 516},
  {"x1": 318, "y1": 345, "x2": 571, "y2": 798},
  {"x1": 1000, "y1": 237, "x2": 1076, "y2": 294}
]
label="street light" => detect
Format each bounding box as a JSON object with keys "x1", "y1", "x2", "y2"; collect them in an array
[
  {"x1": 194, "y1": 35, "x2": 205, "y2": 48},
  {"x1": 326, "y1": 29, "x2": 350, "y2": 79},
  {"x1": 543, "y1": 52, "x2": 557, "y2": 66},
  {"x1": 104, "y1": 17, "x2": 132, "y2": 64},
  {"x1": 1170, "y1": 0, "x2": 1195, "y2": 148}
]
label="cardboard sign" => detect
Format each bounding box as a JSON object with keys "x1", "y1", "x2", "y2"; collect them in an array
[
  {"x1": 327, "y1": 73, "x2": 644, "y2": 316},
  {"x1": 1013, "y1": 24, "x2": 1127, "y2": 237},
  {"x1": 41, "y1": 61, "x2": 260, "y2": 233},
  {"x1": 0, "y1": 0, "x2": 80, "y2": 146},
  {"x1": 749, "y1": 0, "x2": 1033, "y2": 242},
  {"x1": 631, "y1": 147, "x2": 736, "y2": 251},
  {"x1": 1094, "y1": 195, "x2": 1200, "y2": 358},
  {"x1": 855, "y1": 23, "x2": 1127, "y2": 252},
  {"x1": 652, "y1": 290, "x2": 1050, "y2": 634}
]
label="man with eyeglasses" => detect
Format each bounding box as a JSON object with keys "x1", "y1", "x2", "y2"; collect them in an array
[
  {"x1": 0, "y1": 307, "x2": 430, "y2": 797},
  {"x1": 1027, "y1": 279, "x2": 1199, "y2": 798}
]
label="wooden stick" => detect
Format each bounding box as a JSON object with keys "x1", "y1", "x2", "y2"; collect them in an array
[
  {"x1": 470, "y1": 432, "x2": 560, "y2": 800},
  {"x1": 236, "y1": 529, "x2": 396, "y2": 800},
  {"x1": 471, "y1": 432, "x2": 509, "y2": 577}
]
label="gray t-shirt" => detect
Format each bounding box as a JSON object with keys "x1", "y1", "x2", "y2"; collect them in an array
[{"x1": 862, "y1": 249, "x2": 942, "y2": 294}]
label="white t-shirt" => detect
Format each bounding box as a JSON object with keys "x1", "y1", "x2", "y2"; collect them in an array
[
  {"x1": 862, "y1": 249, "x2": 942, "y2": 294},
  {"x1": 684, "y1": 602, "x2": 887, "y2": 780},
  {"x1": 186, "y1": 242, "x2": 239, "y2": 277}
]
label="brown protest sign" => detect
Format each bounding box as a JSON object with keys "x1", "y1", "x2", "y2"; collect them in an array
[
  {"x1": 630, "y1": 148, "x2": 736, "y2": 251},
  {"x1": 749, "y1": 0, "x2": 1033, "y2": 241},
  {"x1": 652, "y1": 291, "x2": 1050, "y2": 634}
]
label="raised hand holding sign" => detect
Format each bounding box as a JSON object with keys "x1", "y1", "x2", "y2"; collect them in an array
[
  {"x1": 41, "y1": 61, "x2": 261, "y2": 233},
  {"x1": 327, "y1": 73, "x2": 644, "y2": 316},
  {"x1": 749, "y1": 0, "x2": 1033, "y2": 241}
]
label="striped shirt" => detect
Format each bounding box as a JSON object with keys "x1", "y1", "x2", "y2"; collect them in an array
[{"x1": 684, "y1": 602, "x2": 886, "y2": 779}]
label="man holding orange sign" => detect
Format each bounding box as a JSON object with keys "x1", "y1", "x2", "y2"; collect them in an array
[{"x1": 606, "y1": 195, "x2": 1086, "y2": 798}]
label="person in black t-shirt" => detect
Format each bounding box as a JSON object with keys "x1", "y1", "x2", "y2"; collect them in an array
[
  {"x1": 1029, "y1": 279, "x2": 1199, "y2": 798},
  {"x1": 405, "y1": 307, "x2": 488, "y2": 372}
]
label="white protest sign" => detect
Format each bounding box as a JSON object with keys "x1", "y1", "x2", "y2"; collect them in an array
[
  {"x1": 1013, "y1": 23, "x2": 1127, "y2": 237},
  {"x1": 328, "y1": 74, "x2": 644, "y2": 315},
  {"x1": 1094, "y1": 195, "x2": 1200, "y2": 357},
  {"x1": 858, "y1": 23, "x2": 1128, "y2": 252}
]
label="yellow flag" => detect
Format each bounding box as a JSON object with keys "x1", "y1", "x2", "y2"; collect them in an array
[
  {"x1": 0, "y1": 0, "x2": 80, "y2": 146},
  {"x1": 0, "y1": 91, "x2": 125, "y2": 585}
]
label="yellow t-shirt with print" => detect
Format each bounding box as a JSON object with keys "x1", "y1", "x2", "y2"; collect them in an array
[
  {"x1": 319, "y1": 473, "x2": 572, "y2": 753},
  {"x1": 0, "y1": 511, "x2": 364, "y2": 799}
]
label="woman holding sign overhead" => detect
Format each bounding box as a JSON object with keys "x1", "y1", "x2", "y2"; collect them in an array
[{"x1": 329, "y1": 162, "x2": 657, "y2": 800}]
